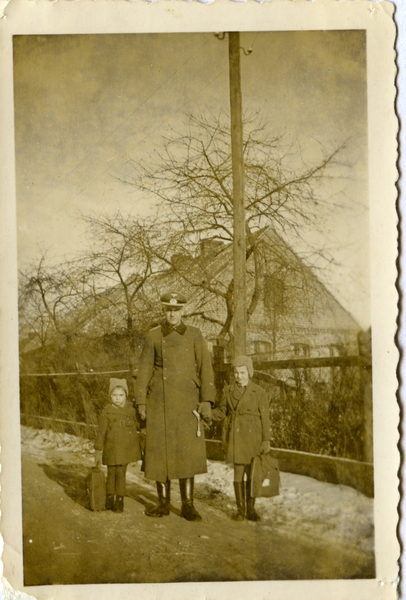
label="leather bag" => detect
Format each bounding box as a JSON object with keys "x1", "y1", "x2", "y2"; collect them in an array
[
  {"x1": 250, "y1": 453, "x2": 280, "y2": 498},
  {"x1": 86, "y1": 467, "x2": 106, "y2": 511}
]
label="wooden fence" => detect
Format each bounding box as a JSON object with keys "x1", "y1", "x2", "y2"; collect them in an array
[
  {"x1": 19, "y1": 344, "x2": 373, "y2": 463},
  {"x1": 212, "y1": 345, "x2": 373, "y2": 464}
]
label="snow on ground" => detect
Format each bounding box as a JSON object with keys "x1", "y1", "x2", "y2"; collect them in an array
[
  {"x1": 20, "y1": 426, "x2": 374, "y2": 553},
  {"x1": 196, "y1": 461, "x2": 374, "y2": 553},
  {"x1": 21, "y1": 425, "x2": 95, "y2": 458}
]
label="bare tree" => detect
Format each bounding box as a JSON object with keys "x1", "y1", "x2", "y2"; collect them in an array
[
  {"x1": 19, "y1": 113, "x2": 352, "y2": 360},
  {"x1": 19, "y1": 252, "x2": 88, "y2": 344},
  {"x1": 18, "y1": 215, "x2": 171, "y2": 363},
  {"x1": 80, "y1": 213, "x2": 172, "y2": 350},
  {"x1": 118, "y1": 111, "x2": 349, "y2": 349},
  {"x1": 18, "y1": 250, "x2": 99, "y2": 378}
]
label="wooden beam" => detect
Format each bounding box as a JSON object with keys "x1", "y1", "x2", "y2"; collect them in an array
[{"x1": 254, "y1": 355, "x2": 372, "y2": 370}]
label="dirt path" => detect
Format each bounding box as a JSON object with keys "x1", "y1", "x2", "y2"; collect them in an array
[{"x1": 21, "y1": 451, "x2": 375, "y2": 585}]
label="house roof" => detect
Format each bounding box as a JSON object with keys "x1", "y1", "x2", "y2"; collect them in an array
[
  {"x1": 20, "y1": 226, "x2": 362, "y2": 356},
  {"x1": 136, "y1": 226, "x2": 361, "y2": 338}
]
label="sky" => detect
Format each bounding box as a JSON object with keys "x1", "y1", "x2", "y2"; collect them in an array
[{"x1": 13, "y1": 31, "x2": 369, "y2": 328}]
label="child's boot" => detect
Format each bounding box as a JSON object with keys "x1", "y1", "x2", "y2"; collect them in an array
[
  {"x1": 232, "y1": 482, "x2": 245, "y2": 520},
  {"x1": 245, "y1": 480, "x2": 260, "y2": 521},
  {"x1": 114, "y1": 496, "x2": 124, "y2": 513},
  {"x1": 105, "y1": 494, "x2": 115, "y2": 511}
]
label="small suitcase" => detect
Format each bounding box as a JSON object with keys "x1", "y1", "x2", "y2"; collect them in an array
[
  {"x1": 86, "y1": 467, "x2": 106, "y2": 511},
  {"x1": 250, "y1": 453, "x2": 280, "y2": 498}
]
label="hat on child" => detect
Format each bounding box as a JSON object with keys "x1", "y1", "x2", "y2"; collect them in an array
[
  {"x1": 109, "y1": 378, "x2": 128, "y2": 396},
  {"x1": 232, "y1": 355, "x2": 254, "y2": 378}
]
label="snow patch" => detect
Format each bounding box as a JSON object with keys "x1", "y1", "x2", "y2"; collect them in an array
[
  {"x1": 197, "y1": 453, "x2": 374, "y2": 552},
  {"x1": 21, "y1": 425, "x2": 95, "y2": 458}
]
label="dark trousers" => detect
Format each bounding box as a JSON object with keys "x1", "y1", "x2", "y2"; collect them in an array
[{"x1": 106, "y1": 464, "x2": 127, "y2": 495}]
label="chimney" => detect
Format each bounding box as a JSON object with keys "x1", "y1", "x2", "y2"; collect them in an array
[
  {"x1": 171, "y1": 253, "x2": 191, "y2": 271},
  {"x1": 200, "y1": 239, "x2": 224, "y2": 257}
]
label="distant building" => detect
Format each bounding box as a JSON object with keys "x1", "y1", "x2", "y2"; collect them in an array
[
  {"x1": 135, "y1": 227, "x2": 362, "y2": 363},
  {"x1": 20, "y1": 227, "x2": 363, "y2": 378}
]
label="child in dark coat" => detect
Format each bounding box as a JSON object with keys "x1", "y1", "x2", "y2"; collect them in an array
[
  {"x1": 94, "y1": 378, "x2": 141, "y2": 512},
  {"x1": 212, "y1": 356, "x2": 271, "y2": 521}
]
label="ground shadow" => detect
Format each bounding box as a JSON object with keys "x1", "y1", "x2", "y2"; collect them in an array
[
  {"x1": 195, "y1": 486, "x2": 239, "y2": 519},
  {"x1": 40, "y1": 462, "x2": 91, "y2": 509},
  {"x1": 39, "y1": 462, "x2": 158, "y2": 512},
  {"x1": 126, "y1": 480, "x2": 183, "y2": 517}
]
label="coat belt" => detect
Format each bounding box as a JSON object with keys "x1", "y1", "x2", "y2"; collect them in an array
[{"x1": 109, "y1": 420, "x2": 134, "y2": 428}]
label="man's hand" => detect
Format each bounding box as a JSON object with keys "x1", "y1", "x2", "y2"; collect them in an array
[
  {"x1": 94, "y1": 450, "x2": 103, "y2": 467},
  {"x1": 260, "y1": 441, "x2": 271, "y2": 455},
  {"x1": 138, "y1": 404, "x2": 146, "y2": 421},
  {"x1": 198, "y1": 402, "x2": 212, "y2": 420}
]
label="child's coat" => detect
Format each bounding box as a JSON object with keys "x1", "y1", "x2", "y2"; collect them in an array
[
  {"x1": 212, "y1": 381, "x2": 271, "y2": 464},
  {"x1": 94, "y1": 401, "x2": 141, "y2": 465}
]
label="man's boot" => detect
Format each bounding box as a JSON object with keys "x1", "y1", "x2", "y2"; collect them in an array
[
  {"x1": 179, "y1": 477, "x2": 202, "y2": 521},
  {"x1": 232, "y1": 482, "x2": 245, "y2": 521},
  {"x1": 113, "y1": 495, "x2": 124, "y2": 513},
  {"x1": 145, "y1": 481, "x2": 171, "y2": 517},
  {"x1": 245, "y1": 480, "x2": 260, "y2": 521},
  {"x1": 105, "y1": 494, "x2": 115, "y2": 511}
]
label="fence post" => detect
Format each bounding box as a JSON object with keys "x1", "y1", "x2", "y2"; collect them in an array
[
  {"x1": 358, "y1": 329, "x2": 373, "y2": 463},
  {"x1": 212, "y1": 344, "x2": 231, "y2": 400}
]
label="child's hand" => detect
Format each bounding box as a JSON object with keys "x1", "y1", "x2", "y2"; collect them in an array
[
  {"x1": 198, "y1": 401, "x2": 212, "y2": 420},
  {"x1": 260, "y1": 441, "x2": 271, "y2": 454},
  {"x1": 138, "y1": 404, "x2": 146, "y2": 420},
  {"x1": 94, "y1": 450, "x2": 102, "y2": 467}
]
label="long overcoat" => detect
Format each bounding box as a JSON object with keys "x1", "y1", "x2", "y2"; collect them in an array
[
  {"x1": 135, "y1": 321, "x2": 215, "y2": 481},
  {"x1": 212, "y1": 381, "x2": 271, "y2": 465},
  {"x1": 94, "y1": 401, "x2": 141, "y2": 466}
]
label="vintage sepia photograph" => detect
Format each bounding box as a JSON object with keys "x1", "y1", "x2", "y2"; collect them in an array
[
  {"x1": 0, "y1": 1, "x2": 399, "y2": 598},
  {"x1": 14, "y1": 29, "x2": 375, "y2": 584}
]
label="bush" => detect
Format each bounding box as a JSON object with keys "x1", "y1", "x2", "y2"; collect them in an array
[{"x1": 268, "y1": 366, "x2": 365, "y2": 460}]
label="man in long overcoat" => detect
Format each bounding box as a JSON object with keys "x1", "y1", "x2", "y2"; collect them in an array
[{"x1": 135, "y1": 291, "x2": 214, "y2": 521}]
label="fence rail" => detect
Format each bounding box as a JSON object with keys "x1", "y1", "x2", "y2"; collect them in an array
[
  {"x1": 213, "y1": 351, "x2": 373, "y2": 464},
  {"x1": 19, "y1": 351, "x2": 373, "y2": 463},
  {"x1": 20, "y1": 414, "x2": 374, "y2": 497},
  {"x1": 20, "y1": 369, "x2": 132, "y2": 378},
  {"x1": 19, "y1": 355, "x2": 371, "y2": 377},
  {"x1": 21, "y1": 414, "x2": 98, "y2": 428},
  {"x1": 253, "y1": 355, "x2": 372, "y2": 370}
]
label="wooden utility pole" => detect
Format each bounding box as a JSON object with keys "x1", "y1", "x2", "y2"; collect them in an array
[{"x1": 228, "y1": 32, "x2": 247, "y2": 357}]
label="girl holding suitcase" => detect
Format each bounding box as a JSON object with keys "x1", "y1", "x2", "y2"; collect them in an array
[
  {"x1": 212, "y1": 356, "x2": 271, "y2": 521},
  {"x1": 94, "y1": 378, "x2": 141, "y2": 512}
]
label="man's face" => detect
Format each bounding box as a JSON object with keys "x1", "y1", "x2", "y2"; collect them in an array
[
  {"x1": 233, "y1": 366, "x2": 250, "y2": 387},
  {"x1": 165, "y1": 306, "x2": 184, "y2": 327}
]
